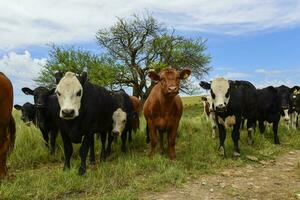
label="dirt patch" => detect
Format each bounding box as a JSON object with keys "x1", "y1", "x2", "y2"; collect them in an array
[{"x1": 141, "y1": 150, "x2": 300, "y2": 200}]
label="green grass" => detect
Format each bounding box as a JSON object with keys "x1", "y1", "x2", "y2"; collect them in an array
[{"x1": 0, "y1": 96, "x2": 300, "y2": 199}]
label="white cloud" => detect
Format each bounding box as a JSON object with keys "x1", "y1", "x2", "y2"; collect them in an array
[
  {"x1": 255, "y1": 68, "x2": 282, "y2": 75},
  {"x1": 0, "y1": 51, "x2": 46, "y2": 104},
  {"x1": 0, "y1": 0, "x2": 300, "y2": 49}
]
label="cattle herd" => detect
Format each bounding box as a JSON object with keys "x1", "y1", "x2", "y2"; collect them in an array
[{"x1": 0, "y1": 67, "x2": 299, "y2": 178}]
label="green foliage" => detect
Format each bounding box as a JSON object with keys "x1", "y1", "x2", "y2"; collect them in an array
[
  {"x1": 96, "y1": 13, "x2": 211, "y2": 98},
  {"x1": 35, "y1": 45, "x2": 118, "y2": 89},
  {"x1": 2, "y1": 100, "x2": 300, "y2": 199}
]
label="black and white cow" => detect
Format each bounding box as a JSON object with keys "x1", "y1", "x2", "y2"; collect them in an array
[
  {"x1": 200, "y1": 96, "x2": 217, "y2": 138},
  {"x1": 103, "y1": 89, "x2": 134, "y2": 159},
  {"x1": 55, "y1": 71, "x2": 119, "y2": 175},
  {"x1": 289, "y1": 86, "x2": 300, "y2": 129},
  {"x1": 200, "y1": 77, "x2": 257, "y2": 157},
  {"x1": 20, "y1": 87, "x2": 59, "y2": 154},
  {"x1": 275, "y1": 85, "x2": 291, "y2": 129},
  {"x1": 14, "y1": 102, "x2": 36, "y2": 126}
]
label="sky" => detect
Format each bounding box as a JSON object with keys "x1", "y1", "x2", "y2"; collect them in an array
[{"x1": 1, "y1": 0, "x2": 300, "y2": 104}]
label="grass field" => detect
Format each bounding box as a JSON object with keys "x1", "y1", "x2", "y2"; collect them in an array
[{"x1": 0, "y1": 96, "x2": 300, "y2": 199}]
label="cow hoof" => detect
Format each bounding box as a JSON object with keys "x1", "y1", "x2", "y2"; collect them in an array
[
  {"x1": 233, "y1": 151, "x2": 240, "y2": 157},
  {"x1": 218, "y1": 146, "x2": 225, "y2": 157},
  {"x1": 275, "y1": 141, "x2": 280, "y2": 145},
  {"x1": 78, "y1": 167, "x2": 86, "y2": 176}
]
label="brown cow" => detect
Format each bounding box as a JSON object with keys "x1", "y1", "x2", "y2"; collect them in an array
[
  {"x1": 129, "y1": 96, "x2": 142, "y2": 133},
  {"x1": 143, "y1": 67, "x2": 191, "y2": 160},
  {"x1": 0, "y1": 72, "x2": 16, "y2": 178}
]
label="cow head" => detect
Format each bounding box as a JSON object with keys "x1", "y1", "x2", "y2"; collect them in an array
[
  {"x1": 14, "y1": 102, "x2": 35, "y2": 126},
  {"x1": 112, "y1": 108, "x2": 127, "y2": 136},
  {"x1": 200, "y1": 77, "x2": 230, "y2": 113},
  {"x1": 148, "y1": 67, "x2": 191, "y2": 97},
  {"x1": 22, "y1": 87, "x2": 55, "y2": 108},
  {"x1": 290, "y1": 86, "x2": 300, "y2": 112},
  {"x1": 276, "y1": 85, "x2": 291, "y2": 121},
  {"x1": 55, "y1": 71, "x2": 87, "y2": 120}
]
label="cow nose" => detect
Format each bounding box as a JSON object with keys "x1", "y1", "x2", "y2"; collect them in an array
[
  {"x1": 216, "y1": 104, "x2": 226, "y2": 112},
  {"x1": 112, "y1": 130, "x2": 120, "y2": 136},
  {"x1": 62, "y1": 109, "x2": 75, "y2": 118},
  {"x1": 168, "y1": 86, "x2": 177, "y2": 92}
]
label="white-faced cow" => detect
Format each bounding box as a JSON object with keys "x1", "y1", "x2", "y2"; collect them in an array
[
  {"x1": 200, "y1": 77, "x2": 257, "y2": 157},
  {"x1": 55, "y1": 71, "x2": 133, "y2": 175},
  {"x1": 144, "y1": 67, "x2": 191, "y2": 160},
  {"x1": 289, "y1": 86, "x2": 300, "y2": 129},
  {"x1": 275, "y1": 85, "x2": 292, "y2": 129}
]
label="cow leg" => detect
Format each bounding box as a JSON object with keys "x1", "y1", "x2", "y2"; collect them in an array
[
  {"x1": 218, "y1": 123, "x2": 226, "y2": 157},
  {"x1": 61, "y1": 132, "x2": 73, "y2": 170},
  {"x1": 89, "y1": 135, "x2": 95, "y2": 165},
  {"x1": 121, "y1": 130, "x2": 127, "y2": 153},
  {"x1": 167, "y1": 126, "x2": 177, "y2": 160},
  {"x1": 259, "y1": 120, "x2": 265, "y2": 134},
  {"x1": 148, "y1": 122, "x2": 157, "y2": 158},
  {"x1": 273, "y1": 121, "x2": 280, "y2": 145},
  {"x1": 40, "y1": 128, "x2": 49, "y2": 148},
  {"x1": 49, "y1": 130, "x2": 57, "y2": 155},
  {"x1": 100, "y1": 132, "x2": 107, "y2": 161},
  {"x1": 106, "y1": 133, "x2": 114, "y2": 157},
  {"x1": 246, "y1": 119, "x2": 254, "y2": 145},
  {"x1": 78, "y1": 134, "x2": 93, "y2": 176},
  {"x1": 232, "y1": 117, "x2": 241, "y2": 157},
  {"x1": 159, "y1": 131, "x2": 165, "y2": 155},
  {"x1": 210, "y1": 112, "x2": 217, "y2": 138},
  {"x1": 146, "y1": 123, "x2": 150, "y2": 144},
  {"x1": 128, "y1": 126, "x2": 132, "y2": 143}
]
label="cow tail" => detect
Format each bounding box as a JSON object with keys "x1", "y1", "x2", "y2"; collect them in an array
[
  {"x1": 7, "y1": 116, "x2": 16, "y2": 155},
  {"x1": 146, "y1": 123, "x2": 150, "y2": 144}
]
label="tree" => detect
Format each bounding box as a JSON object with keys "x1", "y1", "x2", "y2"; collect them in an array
[
  {"x1": 96, "y1": 14, "x2": 210, "y2": 100},
  {"x1": 35, "y1": 45, "x2": 118, "y2": 89}
]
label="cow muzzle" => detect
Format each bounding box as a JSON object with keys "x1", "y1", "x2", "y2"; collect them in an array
[
  {"x1": 215, "y1": 104, "x2": 227, "y2": 113},
  {"x1": 112, "y1": 130, "x2": 120, "y2": 137},
  {"x1": 61, "y1": 109, "x2": 75, "y2": 119}
]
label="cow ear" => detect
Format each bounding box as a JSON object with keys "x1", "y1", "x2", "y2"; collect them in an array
[
  {"x1": 78, "y1": 71, "x2": 88, "y2": 85},
  {"x1": 290, "y1": 86, "x2": 300, "y2": 94},
  {"x1": 180, "y1": 68, "x2": 191, "y2": 79},
  {"x1": 201, "y1": 96, "x2": 207, "y2": 101},
  {"x1": 148, "y1": 71, "x2": 160, "y2": 81},
  {"x1": 199, "y1": 81, "x2": 211, "y2": 90},
  {"x1": 54, "y1": 71, "x2": 63, "y2": 84},
  {"x1": 22, "y1": 87, "x2": 34, "y2": 95},
  {"x1": 48, "y1": 88, "x2": 56, "y2": 95},
  {"x1": 14, "y1": 104, "x2": 22, "y2": 110}
]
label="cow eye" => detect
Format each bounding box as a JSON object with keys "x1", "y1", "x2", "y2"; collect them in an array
[
  {"x1": 211, "y1": 90, "x2": 216, "y2": 99},
  {"x1": 56, "y1": 91, "x2": 61, "y2": 96},
  {"x1": 225, "y1": 91, "x2": 230, "y2": 98},
  {"x1": 76, "y1": 90, "x2": 82, "y2": 97},
  {"x1": 122, "y1": 119, "x2": 126, "y2": 123}
]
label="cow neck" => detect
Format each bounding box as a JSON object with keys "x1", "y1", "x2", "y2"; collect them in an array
[{"x1": 158, "y1": 90, "x2": 177, "y2": 114}]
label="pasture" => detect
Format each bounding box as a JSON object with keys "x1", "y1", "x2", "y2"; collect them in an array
[{"x1": 1, "y1": 96, "x2": 300, "y2": 199}]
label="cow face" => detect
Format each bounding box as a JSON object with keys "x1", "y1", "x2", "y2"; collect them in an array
[
  {"x1": 55, "y1": 72, "x2": 87, "y2": 119},
  {"x1": 148, "y1": 68, "x2": 191, "y2": 97},
  {"x1": 276, "y1": 85, "x2": 291, "y2": 121},
  {"x1": 112, "y1": 108, "x2": 127, "y2": 136},
  {"x1": 22, "y1": 87, "x2": 55, "y2": 108},
  {"x1": 290, "y1": 86, "x2": 300, "y2": 112},
  {"x1": 200, "y1": 78, "x2": 230, "y2": 113},
  {"x1": 14, "y1": 102, "x2": 35, "y2": 126}
]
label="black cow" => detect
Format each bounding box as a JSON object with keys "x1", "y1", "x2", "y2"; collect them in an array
[
  {"x1": 200, "y1": 77, "x2": 257, "y2": 157},
  {"x1": 21, "y1": 87, "x2": 58, "y2": 154},
  {"x1": 256, "y1": 86, "x2": 284, "y2": 144},
  {"x1": 14, "y1": 102, "x2": 36, "y2": 126},
  {"x1": 55, "y1": 71, "x2": 118, "y2": 175},
  {"x1": 289, "y1": 86, "x2": 300, "y2": 129}
]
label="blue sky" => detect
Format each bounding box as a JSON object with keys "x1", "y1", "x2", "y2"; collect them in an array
[{"x1": 1, "y1": 0, "x2": 300, "y2": 104}]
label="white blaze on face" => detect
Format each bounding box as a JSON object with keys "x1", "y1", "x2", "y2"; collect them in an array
[
  {"x1": 56, "y1": 72, "x2": 83, "y2": 119},
  {"x1": 211, "y1": 77, "x2": 230, "y2": 109},
  {"x1": 112, "y1": 108, "x2": 127, "y2": 135},
  {"x1": 283, "y1": 109, "x2": 290, "y2": 121}
]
